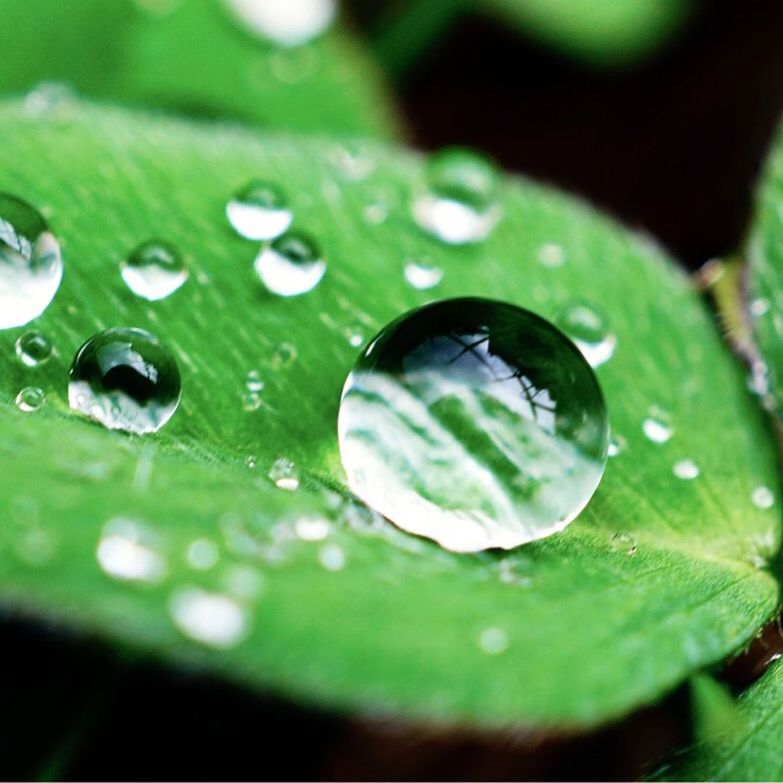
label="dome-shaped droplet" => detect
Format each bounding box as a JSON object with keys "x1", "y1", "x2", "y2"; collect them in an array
[
  {"x1": 0, "y1": 193, "x2": 63, "y2": 329},
  {"x1": 68, "y1": 327, "x2": 181, "y2": 434},
  {"x1": 404, "y1": 260, "x2": 444, "y2": 290},
  {"x1": 412, "y1": 148, "x2": 501, "y2": 245},
  {"x1": 226, "y1": 180, "x2": 293, "y2": 240},
  {"x1": 15, "y1": 331, "x2": 53, "y2": 367},
  {"x1": 224, "y1": 0, "x2": 336, "y2": 46},
  {"x1": 15, "y1": 386, "x2": 46, "y2": 412},
  {"x1": 121, "y1": 240, "x2": 188, "y2": 301},
  {"x1": 338, "y1": 298, "x2": 609, "y2": 553},
  {"x1": 254, "y1": 231, "x2": 326, "y2": 296},
  {"x1": 555, "y1": 301, "x2": 616, "y2": 368}
]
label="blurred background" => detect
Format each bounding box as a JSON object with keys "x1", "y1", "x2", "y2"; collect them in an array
[{"x1": 3, "y1": 0, "x2": 783, "y2": 779}]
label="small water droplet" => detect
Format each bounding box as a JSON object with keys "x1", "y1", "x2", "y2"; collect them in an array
[
  {"x1": 96, "y1": 517, "x2": 166, "y2": 584},
  {"x1": 268, "y1": 458, "x2": 300, "y2": 490},
  {"x1": 185, "y1": 538, "x2": 219, "y2": 571},
  {"x1": 328, "y1": 142, "x2": 375, "y2": 181},
  {"x1": 752, "y1": 486, "x2": 775, "y2": 510},
  {"x1": 272, "y1": 341, "x2": 297, "y2": 368},
  {"x1": 0, "y1": 193, "x2": 63, "y2": 329},
  {"x1": 555, "y1": 302, "x2": 616, "y2": 368},
  {"x1": 413, "y1": 148, "x2": 501, "y2": 245},
  {"x1": 642, "y1": 408, "x2": 673, "y2": 444},
  {"x1": 750, "y1": 298, "x2": 770, "y2": 317},
  {"x1": 478, "y1": 626, "x2": 508, "y2": 655},
  {"x1": 537, "y1": 243, "x2": 566, "y2": 268},
  {"x1": 608, "y1": 433, "x2": 626, "y2": 458},
  {"x1": 246, "y1": 370, "x2": 264, "y2": 392},
  {"x1": 295, "y1": 515, "x2": 330, "y2": 541},
  {"x1": 68, "y1": 328, "x2": 181, "y2": 435},
  {"x1": 242, "y1": 390, "x2": 262, "y2": 412},
  {"x1": 245, "y1": 454, "x2": 258, "y2": 470},
  {"x1": 169, "y1": 587, "x2": 248, "y2": 648},
  {"x1": 226, "y1": 180, "x2": 292, "y2": 240},
  {"x1": 254, "y1": 231, "x2": 326, "y2": 297},
  {"x1": 224, "y1": 0, "x2": 336, "y2": 46},
  {"x1": 404, "y1": 260, "x2": 444, "y2": 290},
  {"x1": 610, "y1": 531, "x2": 637, "y2": 555},
  {"x1": 121, "y1": 239, "x2": 188, "y2": 301},
  {"x1": 15, "y1": 386, "x2": 45, "y2": 412},
  {"x1": 673, "y1": 459, "x2": 700, "y2": 480},
  {"x1": 318, "y1": 543, "x2": 345, "y2": 571},
  {"x1": 15, "y1": 331, "x2": 53, "y2": 367},
  {"x1": 338, "y1": 298, "x2": 609, "y2": 553}
]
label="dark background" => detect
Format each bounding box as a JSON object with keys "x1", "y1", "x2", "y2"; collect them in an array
[{"x1": 6, "y1": 1, "x2": 783, "y2": 779}]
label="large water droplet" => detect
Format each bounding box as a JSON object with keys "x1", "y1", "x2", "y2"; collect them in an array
[
  {"x1": 254, "y1": 231, "x2": 326, "y2": 296},
  {"x1": 555, "y1": 302, "x2": 616, "y2": 368},
  {"x1": 226, "y1": 181, "x2": 293, "y2": 240},
  {"x1": 412, "y1": 148, "x2": 501, "y2": 245},
  {"x1": 68, "y1": 328, "x2": 181, "y2": 434},
  {"x1": 15, "y1": 386, "x2": 46, "y2": 412},
  {"x1": 338, "y1": 297, "x2": 609, "y2": 553},
  {"x1": 121, "y1": 240, "x2": 188, "y2": 301},
  {"x1": 96, "y1": 517, "x2": 166, "y2": 584},
  {"x1": 15, "y1": 331, "x2": 53, "y2": 367},
  {"x1": 224, "y1": 0, "x2": 336, "y2": 46},
  {"x1": 169, "y1": 587, "x2": 248, "y2": 648},
  {"x1": 0, "y1": 193, "x2": 63, "y2": 329}
]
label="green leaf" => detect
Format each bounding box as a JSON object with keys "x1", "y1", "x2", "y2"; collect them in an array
[
  {"x1": 482, "y1": 0, "x2": 694, "y2": 66},
  {"x1": 0, "y1": 0, "x2": 399, "y2": 137},
  {"x1": 655, "y1": 662, "x2": 783, "y2": 781},
  {"x1": 0, "y1": 99, "x2": 778, "y2": 729}
]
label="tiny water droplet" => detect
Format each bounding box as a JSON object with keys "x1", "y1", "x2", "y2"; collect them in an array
[
  {"x1": 121, "y1": 239, "x2": 188, "y2": 301},
  {"x1": 318, "y1": 543, "x2": 345, "y2": 571},
  {"x1": 555, "y1": 302, "x2": 616, "y2": 368},
  {"x1": 246, "y1": 370, "x2": 264, "y2": 392},
  {"x1": 0, "y1": 193, "x2": 63, "y2": 329},
  {"x1": 750, "y1": 298, "x2": 770, "y2": 317},
  {"x1": 328, "y1": 142, "x2": 375, "y2": 181},
  {"x1": 752, "y1": 486, "x2": 775, "y2": 510},
  {"x1": 610, "y1": 531, "x2": 637, "y2": 555},
  {"x1": 642, "y1": 408, "x2": 673, "y2": 444},
  {"x1": 478, "y1": 626, "x2": 508, "y2": 655},
  {"x1": 338, "y1": 298, "x2": 609, "y2": 553},
  {"x1": 226, "y1": 180, "x2": 292, "y2": 240},
  {"x1": 186, "y1": 538, "x2": 219, "y2": 571},
  {"x1": 254, "y1": 231, "x2": 326, "y2": 297},
  {"x1": 224, "y1": 0, "x2": 336, "y2": 46},
  {"x1": 272, "y1": 341, "x2": 297, "y2": 368},
  {"x1": 363, "y1": 201, "x2": 388, "y2": 224},
  {"x1": 169, "y1": 587, "x2": 247, "y2": 648},
  {"x1": 15, "y1": 386, "x2": 45, "y2": 412},
  {"x1": 245, "y1": 454, "x2": 258, "y2": 470},
  {"x1": 404, "y1": 260, "x2": 444, "y2": 290},
  {"x1": 295, "y1": 515, "x2": 330, "y2": 541},
  {"x1": 96, "y1": 517, "x2": 166, "y2": 584},
  {"x1": 673, "y1": 459, "x2": 700, "y2": 480},
  {"x1": 537, "y1": 243, "x2": 565, "y2": 268},
  {"x1": 608, "y1": 433, "x2": 626, "y2": 458},
  {"x1": 268, "y1": 458, "x2": 300, "y2": 490},
  {"x1": 68, "y1": 328, "x2": 181, "y2": 435},
  {"x1": 15, "y1": 331, "x2": 53, "y2": 367},
  {"x1": 413, "y1": 148, "x2": 501, "y2": 245},
  {"x1": 242, "y1": 390, "x2": 262, "y2": 412}
]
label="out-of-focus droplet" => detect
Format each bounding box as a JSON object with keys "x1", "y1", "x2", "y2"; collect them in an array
[
  {"x1": 555, "y1": 301, "x2": 616, "y2": 368},
  {"x1": 169, "y1": 587, "x2": 248, "y2": 648},
  {"x1": 96, "y1": 517, "x2": 166, "y2": 584},
  {"x1": 224, "y1": 0, "x2": 336, "y2": 46},
  {"x1": 404, "y1": 260, "x2": 444, "y2": 290}
]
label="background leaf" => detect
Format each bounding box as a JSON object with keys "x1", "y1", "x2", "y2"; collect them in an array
[
  {"x1": 0, "y1": 0, "x2": 399, "y2": 137},
  {"x1": 0, "y1": 99, "x2": 778, "y2": 730}
]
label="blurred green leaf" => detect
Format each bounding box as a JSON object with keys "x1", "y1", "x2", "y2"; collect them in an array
[
  {"x1": 0, "y1": 99, "x2": 778, "y2": 729},
  {"x1": 0, "y1": 0, "x2": 400, "y2": 137}
]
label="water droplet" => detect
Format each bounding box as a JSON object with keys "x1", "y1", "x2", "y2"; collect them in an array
[
  {"x1": 752, "y1": 486, "x2": 775, "y2": 510},
  {"x1": 226, "y1": 181, "x2": 292, "y2": 240},
  {"x1": 478, "y1": 627, "x2": 508, "y2": 655},
  {"x1": 363, "y1": 201, "x2": 388, "y2": 224},
  {"x1": 169, "y1": 587, "x2": 247, "y2": 649},
  {"x1": 610, "y1": 532, "x2": 637, "y2": 555},
  {"x1": 328, "y1": 142, "x2": 375, "y2": 181},
  {"x1": 254, "y1": 231, "x2": 326, "y2": 296},
  {"x1": 338, "y1": 297, "x2": 609, "y2": 553},
  {"x1": 673, "y1": 459, "x2": 700, "y2": 480},
  {"x1": 268, "y1": 458, "x2": 300, "y2": 490},
  {"x1": 242, "y1": 390, "x2": 262, "y2": 412},
  {"x1": 318, "y1": 543, "x2": 345, "y2": 571},
  {"x1": 412, "y1": 148, "x2": 501, "y2": 245},
  {"x1": 272, "y1": 341, "x2": 297, "y2": 368},
  {"x1": 295, "y1": 515, "x2": 330, "y2": 541},
  {"x1": 224, "y1": 0, "x2": 336, "y2": 46},
  {"x1": 555, "y1": 302, "x2": 616, "y2": 368},
  {"x1": 96, "y1": 517, "x2": 166, "y2": 584},
  {"x1": 404, "y1": 260, "x2": 444, "y2": 290},
  {"x1": 121, "y1": 240, "x2": 188, "y2": 301},
  {"x1": 186, "y1": 538, "x2": 219, "y2": 571},
  {"x1": 68, "y1": 328, "x2": 181, "y2": 434},
  {"x1": 537, "y1": 243, "x2": 565, "y2": 268},
  {"x1": 15, "y1": 331, "x2": 53, "y2": 367},
  {"x1": 245, "y1": 454, "x2": 258, "y2": 470},
  {"x1": 750, "y1": 298, "x2": 770, "y2": 317},
  {"x1": 246, "y1": 370, "x2": 264, "y2": 392},
  {"x1": 642, "y1": 408, "x2": 673, "y2": 444},
  {"x1": 0, "y1": 193, "x2": 63, "y2": 329},
  {"x1": 15, "y1": 386, "x2": 45, "y2": 412},
  {"x1": 608, "y1": 433, "x2": 626, "y2": 458},
  {"x1": 23, "y1": 82, "x2": 77, "y2": 119}
]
